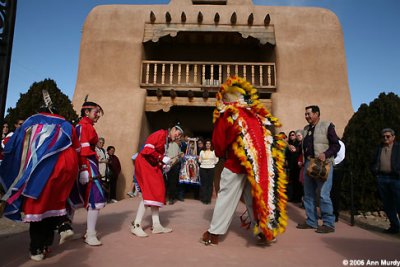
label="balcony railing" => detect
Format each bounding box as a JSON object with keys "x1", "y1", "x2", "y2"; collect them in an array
[{"x1": 140, "y1": 60, "x2": 276, "y2": 92}]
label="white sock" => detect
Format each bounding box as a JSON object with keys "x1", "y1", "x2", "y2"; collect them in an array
[
  {"x1": 151, "y1": 206, "x2": 161, "y2": 226},
  {"x1": 134, "y1": 199, "x2": 146, "y2": 226},
  {"x1": 87, "y1": 208, "x2": 99, "y2": 232}
]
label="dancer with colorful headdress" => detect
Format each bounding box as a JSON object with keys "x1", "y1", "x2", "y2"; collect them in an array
[
  {"x1": 200, "y1": 76, "x2": 287, "y2": 246},
  {"x1": 0, "y1": 90, "x2": 80, "y2": 261},
  {"x1": 68, "y1": 97, "x2": 106, "y2": 246}
]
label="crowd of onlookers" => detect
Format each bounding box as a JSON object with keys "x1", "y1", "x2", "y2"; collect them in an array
[{"x1": 94, "y1": 137, "x2": 121, "y2": 204}]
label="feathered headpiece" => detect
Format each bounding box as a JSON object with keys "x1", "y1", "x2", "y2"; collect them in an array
[
  {"x1": 42, "y1": 89, "x2": 54, "y2": 114},
  {"x1": 213, "y1": 76, "x2": 287, "y2": 241},
  {"x1": 81, "y1": 94, "x2": 104, "y2": 115}
]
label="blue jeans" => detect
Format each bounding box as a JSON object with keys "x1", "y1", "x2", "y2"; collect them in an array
[
  {"x1": 303, "y1": 160, "x2": 335, "y2": 228},
  {"x1": 377, "y1": 175, "x2": 400, "y2": 230}
]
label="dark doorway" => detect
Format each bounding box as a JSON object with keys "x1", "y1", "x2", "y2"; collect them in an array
[{"x1": 145, "y1": 106, "x2": 214, "y2": 139}]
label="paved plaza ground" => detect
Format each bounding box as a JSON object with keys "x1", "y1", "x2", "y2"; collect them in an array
[{"x1": 0, "y1": 197, "x2": 399, "y2": 267}]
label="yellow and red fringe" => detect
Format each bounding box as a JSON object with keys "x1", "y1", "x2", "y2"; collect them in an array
[{"x1": 214, "y1": 76, "x2": 288, "y2": 241}]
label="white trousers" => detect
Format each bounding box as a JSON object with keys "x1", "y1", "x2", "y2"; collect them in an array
[{"x1": 208, "y1": 168, "x2": 254, "y2": 235}]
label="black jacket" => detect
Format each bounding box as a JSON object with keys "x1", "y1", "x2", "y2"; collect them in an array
[{"x1": 371, "y1": 142, "x2": 400, "y2": 178}]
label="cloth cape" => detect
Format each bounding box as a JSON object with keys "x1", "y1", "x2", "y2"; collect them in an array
[{"x1": 0, "y1": 113, "x2": 75, "y2": 221}]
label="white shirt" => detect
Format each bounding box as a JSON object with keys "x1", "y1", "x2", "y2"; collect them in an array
[
  {"x1": 199, "y1": 150, "x2": 219, "y2": 169},
  {"x1": 96, "y1": 146, "x2": 108, "y2": 177},
  {"x1": 334, "y1": 140, "x2": 345, "y2": 165}
]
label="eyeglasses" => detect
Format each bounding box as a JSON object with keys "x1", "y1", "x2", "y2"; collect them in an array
[{"x1": 383, "y1": 135, "x2": 392, "y2": 139}]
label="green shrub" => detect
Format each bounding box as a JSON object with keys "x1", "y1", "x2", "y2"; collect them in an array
[
  {"x1": 341, "y1": 92, "x2": 400, "y2": 212},
  {"x1": 5, "y1": 79, "x2": 78, "y2": 128}
]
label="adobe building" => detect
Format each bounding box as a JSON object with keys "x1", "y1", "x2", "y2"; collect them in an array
[{"x1": 72, "y1": 0, "x2": 353, "y2": 199}]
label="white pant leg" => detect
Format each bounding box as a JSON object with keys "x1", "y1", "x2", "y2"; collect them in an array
[
  {"x1": 208, "y1": 168, "x2": 246, "y2": 235},
  {"x1": 242, "y1": 179, "x2": 257, "y2": 228}
]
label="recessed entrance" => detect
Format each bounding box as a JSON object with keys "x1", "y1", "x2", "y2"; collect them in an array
[{"x1": 145, "y1": 106, "x2": 214, "y2": 139}]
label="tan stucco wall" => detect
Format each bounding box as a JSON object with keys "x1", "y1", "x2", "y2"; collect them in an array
[{"x1": 72, "y1": 1, "x2": 353, "y2": 199}]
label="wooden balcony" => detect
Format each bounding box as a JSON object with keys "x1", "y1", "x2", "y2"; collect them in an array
[{"x1": 140, "y1": 60, "x2": 276, "y2": 93}]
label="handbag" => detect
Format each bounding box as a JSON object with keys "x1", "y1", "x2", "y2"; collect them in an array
[{"x1": 306, "y1": 158, "x2": 331, "y2": 181}]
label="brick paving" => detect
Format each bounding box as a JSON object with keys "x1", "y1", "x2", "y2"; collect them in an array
[{"x1": 0, "y1": 197, "x2": 399, "y2": 267}]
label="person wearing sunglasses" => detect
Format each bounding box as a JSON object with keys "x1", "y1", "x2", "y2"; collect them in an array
[{"x1": 371, "y1": 128, "x2": 400, "y2": 234}]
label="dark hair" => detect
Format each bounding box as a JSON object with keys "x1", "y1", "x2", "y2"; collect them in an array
[
  {"x1": 305, "y1": 105, "x2": 320, "y2": 116},
  {"x1": 107, "y1": 146, "x2": 115, "y2": 152},
  {"x1": 204, "y1": 138, "x2": 214, "y2": 151},
  {"x1": 80, "y1": 101, "x2": 103, "y2": 117}
]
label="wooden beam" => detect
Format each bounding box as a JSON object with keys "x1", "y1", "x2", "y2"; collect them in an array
[{"x1": 145, "y1": 96, "x2": 272, "y2": 112}]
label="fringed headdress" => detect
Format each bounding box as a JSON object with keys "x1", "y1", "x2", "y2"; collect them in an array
[
  {"x1": 41, "y1": 89, "x2": 56, "y2": 114},
  {"x1": 214, "y1": 76, "x2": 288, "y2": 241},
  {"x1": 81, "y1": 94, "x2": 104, "y2": 115}
]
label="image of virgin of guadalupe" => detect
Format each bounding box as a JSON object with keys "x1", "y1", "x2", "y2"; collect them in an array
[{"x1": 179, "y1": 138, "x2": 200, "y2": 185}]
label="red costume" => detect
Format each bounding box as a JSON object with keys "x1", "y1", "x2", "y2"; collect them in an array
[
  {"x1": 201, "y1": 76, "x2": 287, "y2": 245},
  {"x1": 135, "y1": 129, "x2": 168, "y2": 207},
  {"x1": 74, "y1": 116, "x2": 106, "y2": 209},
  {"x1": 1, "y1": 113, "x2": 80, "y2": 222}
]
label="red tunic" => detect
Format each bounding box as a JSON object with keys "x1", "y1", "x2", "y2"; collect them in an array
[
  {"x1": 135, "y1": 129, "x2": 168, "y2": 207},
  {"x1": 212, "y1": 111, "x2": 246, "y2": 174},
  {"x1": 76, "y1": 117, "x2": 105, "y2": 209},
  {"x1": 76, "y1": 117, "x2": 98, "y2": 176},
  {"x1": 22, "y1": 114, "x2": 80, "y2": 222}
]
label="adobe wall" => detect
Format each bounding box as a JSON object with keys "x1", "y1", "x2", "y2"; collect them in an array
[{"x1": 72, "y1": 1, "x2": 353, "y2": 199}]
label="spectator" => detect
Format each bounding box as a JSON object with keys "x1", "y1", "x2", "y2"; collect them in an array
[
  {"x1": 107, "y1": 146, "x2": 121, "y2": 203},
  {"x1": 0, "y1": 122, "x2": 9, "y2": 162},
  {"x1": 165, "y1": 139, "x2": 182, "y2": 205},
  {"x1": 296, "y1": 130, "x2": 305, "y2": 206},
  {"x1": 199, "y1": 139, "x2": 219, "y2": 204},
  {"x1": 371, "y1": 128, "x2": 400, "y2": 234},
  {"x1": 1, "y1": 122, "x2": 9, "y2": 139},
  {"x1": 296, "y1": 105, "x2": 340, "y2": 234},
  {"x1": 96, "y1": 138, "x2": 108, "y2": 179},
  {"x1": 2, "y1": 118, "x2": 24, "y2": 148},
  {"x1": 197, "y1": 138, "x2": 204, "y2": 155},
  {"x1": 286, "y1": 130, "x2": 302, "y2": 203}
]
